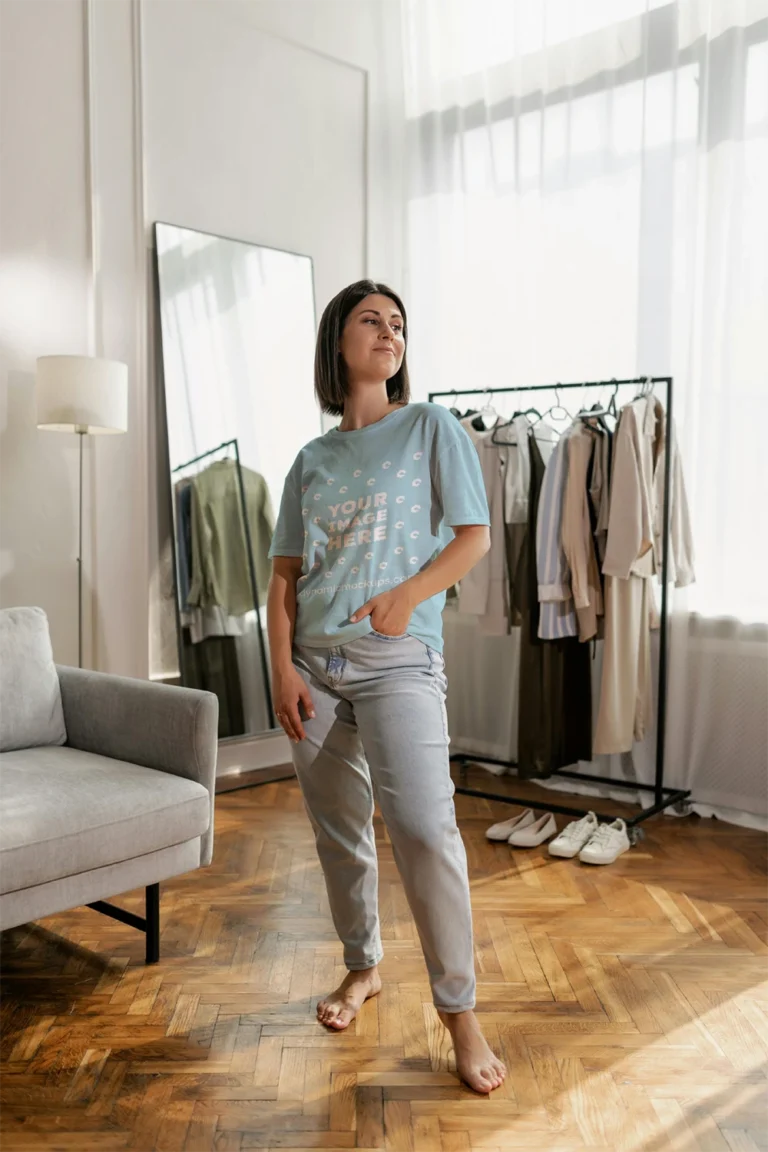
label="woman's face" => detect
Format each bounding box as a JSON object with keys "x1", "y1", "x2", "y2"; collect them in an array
[{"x1": 339, "y1": 293, "x2": 406, "y2": 386}]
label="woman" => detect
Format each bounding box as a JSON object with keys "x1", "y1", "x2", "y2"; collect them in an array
[{"x1": 267, "y1": 279, "x2": 507, "y2": 1094}]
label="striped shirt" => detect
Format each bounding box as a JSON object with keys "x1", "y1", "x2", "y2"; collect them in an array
[{"x1": 536, "y1": 427, "x2": 578, "y2": 640}]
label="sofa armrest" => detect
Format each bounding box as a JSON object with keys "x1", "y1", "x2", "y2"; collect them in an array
[{"x1": 56, "y1": 666, "x2": 219, "y2": 866}]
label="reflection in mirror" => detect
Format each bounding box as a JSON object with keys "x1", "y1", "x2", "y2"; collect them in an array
[{"x1": 154, "y1": 223, "x2": 318, "y2": 740}]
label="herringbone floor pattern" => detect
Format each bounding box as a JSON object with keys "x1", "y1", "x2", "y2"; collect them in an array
[{"x1": 1, "y1": 767, "x2": 767, "y2": 1151}]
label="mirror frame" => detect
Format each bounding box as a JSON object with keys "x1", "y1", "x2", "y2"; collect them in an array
[{"x1": 152, "y1": 220, "x2": 318, "y2": 743}]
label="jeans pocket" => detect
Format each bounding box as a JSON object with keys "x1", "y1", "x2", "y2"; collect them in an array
[
  {"x1": 425, "y1": 644, "x2": 445, "y2": 669},
  {"x1": 369, "y1": 627, "x2": 410, "y2": 641}
]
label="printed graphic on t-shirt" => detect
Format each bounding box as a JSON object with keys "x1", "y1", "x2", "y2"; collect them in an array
[
  {"x1": 268, "y1": 403, "x2": 490, "y2": 651},
  {"x1": 298, "y1": 452, "x2": 429, "y2": 603}
]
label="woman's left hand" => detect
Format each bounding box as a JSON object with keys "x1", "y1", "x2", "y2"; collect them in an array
[{"x1": 350, "y1": 586, "x2": 415, "y2": 637}]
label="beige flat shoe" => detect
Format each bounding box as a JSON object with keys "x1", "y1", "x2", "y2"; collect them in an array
[
  {"x1": 485, "y1": 809, "x2": 536, "y2": 842},
  {"x1": 508, "y1": 812, "x2": 557, "y2": 848}
]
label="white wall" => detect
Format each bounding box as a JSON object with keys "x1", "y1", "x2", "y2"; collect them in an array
[
  {"x1": 0, "y1": 0, "x2": 406, "y2": 677},
  {"x1": 0, "y1": 0, "x2": 93, "y2": 664}
]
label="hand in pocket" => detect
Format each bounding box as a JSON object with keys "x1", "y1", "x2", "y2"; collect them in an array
[{"x1": 350, "y1": 587, "x2": 414, "y2": 638}]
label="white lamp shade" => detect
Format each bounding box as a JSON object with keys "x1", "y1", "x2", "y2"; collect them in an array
[{"x1": 36, "y1": 355, "x2": 128, "y2": 434}]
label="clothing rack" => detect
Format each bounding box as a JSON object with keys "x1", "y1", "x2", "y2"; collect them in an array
[
  {"x1": 172, "y1": 437, "x2": 275, "y2": 730},
  {"x1": 428, "y1": 378, "x2": 691, "y2": 843}
]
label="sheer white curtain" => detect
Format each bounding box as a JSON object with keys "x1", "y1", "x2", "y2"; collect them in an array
[{"x1": 402, "y1": 0, "x2": 768, "y2": 822}]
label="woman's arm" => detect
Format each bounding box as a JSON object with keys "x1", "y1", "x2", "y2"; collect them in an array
[
  {"x1": 267, "y1": 556, "x2": 315, "y2": 741},
  {"x1": 350, "y1": 524, "x2": 490, "y2": 636}
]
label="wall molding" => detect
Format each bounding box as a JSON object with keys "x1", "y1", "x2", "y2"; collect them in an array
[
  {"x1": 132, "y1": 0, "x2": 150, "y2": 679},
  {"x1": 83, "y1": 0, "x2": 99, "y2": 669},
  {"x1": 82, "y1": 0, "x2": 151, "y2": 677},
  {"x1": 84, "y1": 0, "x2": 101, "y2": 358}
]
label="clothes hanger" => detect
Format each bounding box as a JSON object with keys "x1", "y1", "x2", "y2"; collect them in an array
[
  {"x1": 578, "y1": 380, "x2": 618, "y2": 432},
  {"x1": 585, "y1": 402, "x2": 612, "y2": 434},
  {"x1": 530, "y1": 386, "x2": 571, "y2": 428},
  {"x1": 490, "y1": 406, "x2": 542, "y2": 444},
  {"x1": 480, "y1": 389, "x2": 498, "y2": 418},
  {"x1": 472, "y1": 389, "x2": 499, "y2": 431},
  {"x1": 607, "y1": 381, "x2": 620, "y2": 417},
  {"x1": 447, "y1": 391, "x2": 463, "y2": 419}
]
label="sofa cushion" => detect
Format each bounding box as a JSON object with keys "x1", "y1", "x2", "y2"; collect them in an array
[
  {"x1": 0, "y1": 607, "x2": 67, "y2": 752},
  {"x1": 0, "y1": 746, "x2": 211, "y2": 894}
]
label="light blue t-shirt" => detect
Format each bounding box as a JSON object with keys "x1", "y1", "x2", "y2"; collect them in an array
[{"x1": 268, "y1": 402, "x2": 490, "y2": 653}]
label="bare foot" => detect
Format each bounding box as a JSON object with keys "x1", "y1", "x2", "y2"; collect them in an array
[
  {"x1": 317, "y1": 966, "x2": 382, "y2": 1030},
  {"x1": 437, "y1": 1009, "x2": 507, "y2": 1094}
]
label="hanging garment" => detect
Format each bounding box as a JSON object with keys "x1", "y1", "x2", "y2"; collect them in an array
[
  {"x1": 593, "y1": 573, "x2": 654, "y2": 753},
  {"x1": 233, "y1": 626, "x2": 272, "y2": 733},
  {"x1": 181, "y1": 630, "x2": 245, "y2": 739},
  {"x1": 515, "y1": 431, "x2": 592, "y2": 779},
  {"x1": 500, "y1": 414, "x2": 533, "y2": 524},
  {"x1": 456, "y1": 417, "x2": 510, "y2": 633},
  {"x1": 561, "y1": 423, "x2": 604, "y2": 643},
  {"x1": 182, "y1": 604, "x2": 255, "y2": 644},
  {"x1": 175, "y1": 474, "x2": 259, "y2": 640},
  {"x1": 536, "y1": 427, "x2": 578, "y2": 640},
  {"x1": 174, "y1": 479, "x2": 194, "y2": 610},
  {"x1": 458, "y1": 413, "x2": 555, "y2": 632},
  {"x1": 500, "y1": 418, "x2": 556, "y2": 627},
  {"x1": 501, "y1": 417, "x2": 556, "y2": 523},
  {"x1": 498, "y1": 416, "x2": 534, "y2": 629},
  {"x1": 594, "y1": 402, "x2": 653, "y2": 754},
  {"x1": 497, "y1": 413, "x2": 558, "y2": 523},
  {"x1": 188, "y1": 459, "x2": 274, "y2": 617},
  {"x1": 651, "y1": 398, "x2": 695, "y2": 587},
  {"x1": 186, "y1": 608, "x2": 271, "y2": 731},
  {"x1": 589, "y1": 426, "x2": 613, "y2": 563},
  {"x1": 594, "y1": 397, "x2": 694, "y2": 754},
  {"x1": 177, "y1": 479, "x2": 257, "y2": 642}
]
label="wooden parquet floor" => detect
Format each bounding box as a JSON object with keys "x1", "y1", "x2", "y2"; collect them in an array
[{"x1": 2, "y1": 767, "x2": 767, "y2": 1152}]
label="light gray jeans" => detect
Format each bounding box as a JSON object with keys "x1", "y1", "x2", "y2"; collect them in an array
[{"x1": 290, "y1": 631, "x2": 476, "y2": 1012}]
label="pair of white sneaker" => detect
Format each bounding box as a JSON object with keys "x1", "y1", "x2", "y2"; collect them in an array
[
  {"x1": 549, "y1": 811, "x2": 631, "y2": 865},
  {"x1": 485, "y1": 809, "x2": 630, "y2": 865}
]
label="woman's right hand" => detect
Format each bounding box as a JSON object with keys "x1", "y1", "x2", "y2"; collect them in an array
[{"x1": 273, "y1": 666, "x2": 315, "y2": 743}]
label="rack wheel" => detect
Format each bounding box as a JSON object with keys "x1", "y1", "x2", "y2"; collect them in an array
[
  {"x1": 673, "y1": 799, "x2": 694, "y2": 816},
  {"x1": 628, "y1": 826, "x2": 645, "y2": 847}
]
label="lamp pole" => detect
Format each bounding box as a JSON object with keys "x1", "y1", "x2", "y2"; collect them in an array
[{"x1": 35, "y1": 356, "x2": 129, "y2": 671}]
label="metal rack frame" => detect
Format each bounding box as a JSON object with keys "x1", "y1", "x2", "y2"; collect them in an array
[
  {"x1": 172, "y1": 437, "x2": 275, "y2": 730},
  {"x1": 429, "y1": 377, "x2": 691, "y2": 843}
]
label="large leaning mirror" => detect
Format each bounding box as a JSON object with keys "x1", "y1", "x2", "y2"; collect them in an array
[{"x1": 154, "y1": 222, "x2": 318, "y2": 740}]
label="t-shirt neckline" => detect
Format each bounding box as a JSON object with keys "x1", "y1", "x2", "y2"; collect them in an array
[{"x1": 330, "y1": 405, "x2": 410, "y2": 438}]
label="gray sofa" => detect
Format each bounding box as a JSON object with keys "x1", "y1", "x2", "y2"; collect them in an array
[{"x1": 0, "y1": 607, "x2": 218, "y2": 963}]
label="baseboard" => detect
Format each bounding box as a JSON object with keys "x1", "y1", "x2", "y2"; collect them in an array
[
  {"x1": 215, "y1": 764, "x2": 295, "y2": 793},
  {"x1": 215, "y1": 729, "x2": 291, "y2": 777}
]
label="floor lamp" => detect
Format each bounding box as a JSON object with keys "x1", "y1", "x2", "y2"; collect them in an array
[{"x1": 36, "y1": 355, "x2": 128, "y2": 668}]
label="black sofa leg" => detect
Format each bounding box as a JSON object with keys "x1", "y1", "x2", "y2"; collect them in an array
[
  {"x1": 146, "y1": 883, "x2": 160, "y2": 964},
  {"x1": 87, "y1": 882, "x2": 161, "y2": 962}
]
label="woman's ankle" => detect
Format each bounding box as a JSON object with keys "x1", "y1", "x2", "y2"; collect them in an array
[
  {"x1": 437, "y1": 1007, "x2": 479, "y2": 1026},
  {"x1": 342, "y1": 965, "x2": 381, "y2": 989}
]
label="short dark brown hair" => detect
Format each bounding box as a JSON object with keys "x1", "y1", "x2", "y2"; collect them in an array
[{"x1": 314, "y1": 279, "x2": 411, "y2": 417}]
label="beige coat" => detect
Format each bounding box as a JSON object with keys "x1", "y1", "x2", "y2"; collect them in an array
[
  {"x1": 594, "y1": 396, "x2": 695, "y2": 755},
  {"x1": 456, "y1": 418, "x2": 509, "y2": 633},
  {"x1": 602, "y1": 397, "x2": 694, "y2": 587},
  {"x1": 560, "y1": 422, "x2": 604, "y2": 642}
]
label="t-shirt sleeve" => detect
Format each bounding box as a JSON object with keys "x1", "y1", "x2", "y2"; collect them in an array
[
  {"x1": 433, "y1": 422, "x2": 490, "y2": 528},
  {"x1": 268, "y1": 454, "x2": 305, "y2": 559}
]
